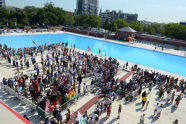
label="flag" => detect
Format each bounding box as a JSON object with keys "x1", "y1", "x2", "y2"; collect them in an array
[
  {"x1": 33, "y1": 41, "x2": 38, "y2": 46},
  {"x1": 77, "y1": 112, "x2": 86, "y2": 124}
]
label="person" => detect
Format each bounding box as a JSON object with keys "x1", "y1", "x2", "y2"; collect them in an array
[
  {"x1": 91, "y1": 112, "x2": 98, "y2": 121},
  {"x1": 157, "y1": 104, "x2": 163, "y2": 118},
  {"x1": 88, "y1": 46, "x2": 91, "y2": 52},
  {"x1": 65, "y1": 109, "x2": 71, "y2": 122},
  {"x1": 49, "y1": 104, "x2": 55, "y2": 117},
  {"x1": 126, "y1": 62, "x2": 128, "y2": 69},
  {"x1": 44, "y1": 117, "x2": 49, "y2": 124},
  {"x1": 56, "y1": 112, "x2": 62, "y2": 124},
  {"x1": 142, "y1": 91, "x2": 147, "y2": 98},
  {"x1": 88, "y1": 117, "x2": 93, "y2": 124},
  {"x1": 175, "y1": 95, "x2": 181, "y2": 108},
  {"x1": 174, "y1": 119, "x2": 178, "y2": 124},
  {"x1": 118, "y1": 104, "x2": 122, "y2": 119},
  {"x1": 20, "y1": 60, "x2": 23, "y2": 70},
  {"x1": 15, "y1": 57, "x2": 19, "y2": 69},
  {"x1": 83, "y1": 83, "x2": 87, "y2": 95},
  {"x1": 171, "y1": 91, "x2": 175, "y2": 104},
  {"x1": 99, "y1": 49, "x2": 101, "y2": 54},
  {"x1": 142, "y1": 96, "x2": 147, "y2": 108},
  {"x1": 106, "y1": 103, "x2": 112, "y2": 118},
  {"x1": 166, "y1": 91, "x2": 172, "y2": 104},
  {"x1": 145, "y1": 101, "x2": 149, "y2": 110},
  {"x1": 153, "y1": 103, "x2": 159, "y2": 116},
  {"x1": 140, "y1": 113, "x2": 145, "y2": 124},
  {"x1": 138, "y1": 87, "x2": 142, "y2": 98},
  {"x1": 26, "y1": 60, "x2": 29, "y2": 69}
]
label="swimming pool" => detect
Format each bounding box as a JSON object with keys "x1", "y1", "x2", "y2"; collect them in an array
[{"x1": 1, "y1": 33, "x2": 186, "y2": 77}]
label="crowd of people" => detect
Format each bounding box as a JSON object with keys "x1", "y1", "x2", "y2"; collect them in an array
[
  {"x1": 0, "y1": 42, "x2": 120, "y2": 124},
  {"x1": 76, "y1": 66, "x2": 185, "y2": 124},
  {"x1": 0, "y1": 41, "x2": 186, "y2": 124}
]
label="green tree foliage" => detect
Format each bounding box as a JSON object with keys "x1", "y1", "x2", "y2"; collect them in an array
[
  {"x1": 88, "y1": 15, "x2": 101, "y2": 28},
  {"x1": 74, "y1": 14, "x2": 101, "y2": 28},
  {"x1": 103, "y1": 19, "x2": 119, "y2": 32},
  {"x1": 116, "y1": 19, "x2": 128, "y2": 29},
  {"x1": 103, "y1": 19, "x2": 110, "y2": 30},
  {"x1": 163, "y1": 23, "x2": 186, "y2": 40},
  {"x1": 129, "y1": 21, "x2": 143, "y2": 32},
  {"x1": 1, "y1": 3, "x2": 186, "y2": 41},
  {"x1": 0, "y1": 8, "x2": 9, "y2": 26},
  {"x1": 110, "y1": 20, "x2": 118, "y2": 32},
  {"x1": 0, "y1": 2, "x2": 74, "y2": 28},
  {"x1": 152, "y1": 24, "x2": 162, "y2": 34},
  {"x1": 143, "y1": 25, "x2": 155, "y2": 35}
]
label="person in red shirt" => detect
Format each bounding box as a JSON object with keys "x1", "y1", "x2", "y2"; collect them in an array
[
  {"x1": 106, "y1": 103, "x2": 112, "y2": 118},
  {"x1": 18, "y1": 78, "x2": 23, "y2": 85},
  {"x1": 49, "y1": 104, "x2": 55, "y2": 117},
  {"x1": 99, "y1": 49, "x2": 101, "y2": 54}
]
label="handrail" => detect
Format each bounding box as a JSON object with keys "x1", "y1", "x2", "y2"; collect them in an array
[{"x1": 0, "y1": 83, "x2": 49, "y2": 119}]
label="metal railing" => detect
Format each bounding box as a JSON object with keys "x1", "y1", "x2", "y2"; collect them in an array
[{"x1": 0, "y1": 82, "x2": 49, "y2": 119}]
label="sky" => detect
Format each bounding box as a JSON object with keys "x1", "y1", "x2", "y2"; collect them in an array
[{"x1": 5, "y1": 0, "x2": 186, "y2": 23}]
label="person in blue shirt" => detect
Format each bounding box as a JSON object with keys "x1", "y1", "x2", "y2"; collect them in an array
[
  {"x1": 56, "y1": 112, "x2": 62, "y2": 124},
  {"x1": 3, "y1": 78, "x2": 7, "y2": 85},
  {"x1": 54, "y1": 72, "x2": 58, "y2": 79},
  {"x1": 36, "y1": 66, "x2": 40, "y2": 76}
]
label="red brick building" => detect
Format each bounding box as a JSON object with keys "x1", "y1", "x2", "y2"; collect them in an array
[{"x1": 116, "y1": 26, "x2": 137, "y2": 41}]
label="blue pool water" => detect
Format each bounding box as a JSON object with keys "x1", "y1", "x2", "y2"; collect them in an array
[{"x1": 1, "y1": 33, "x2": 186, "y2": 77}]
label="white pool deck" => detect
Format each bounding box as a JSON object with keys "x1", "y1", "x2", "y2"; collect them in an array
[
  {"x1": 0, "y1": 101, "x2": 31, "y2": 124},
  {"x1": 0, "y1": 31, "x2": 186, "y2": 124}
]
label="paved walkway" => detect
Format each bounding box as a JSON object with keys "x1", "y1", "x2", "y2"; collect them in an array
[
  {"x1": 0, "y1": 101, "x2": 32, "y2": 124},
  {"x1": 118, "y1": 71, "x2": 135, "y2": 82}
]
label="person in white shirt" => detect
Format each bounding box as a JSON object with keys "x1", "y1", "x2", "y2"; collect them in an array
[
  {"x1": 166, "y1": 92, "x2": 172, "y2": 104},
  {"x1": 140, "y1": 113, "x2": 145, "y2": 124},
  {"x1": 157, "y1": 104, "x2": 163, "y2": 118},
  {"x1": 154, "y1": 103, "x2": 159, "y2": 116},
  {"x1": 91, "y1": 112, "x2": 98, "y2": 121},
  {"x1": 83, "y1": 83, "x2": 87, "y2": 95}
]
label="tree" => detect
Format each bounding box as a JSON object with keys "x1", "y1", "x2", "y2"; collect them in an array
[
  {"x1": 129, "y1": 21, "x2": 143, "y2": 32},
  {"x1": 143, "y1": 25, "x2": 149, "y2": 33},
  {"x1": 152, "y1": 24, "x2": 162, "y2": 34},
  {"x1": 110, "y1": 20, "x2": 118, "y2": 32},
  {"x1": 0, "y1": 8, "x2": 9, "y2": 26},
  {"x1": 24, "y1": 6, "x2": 38, "y2": 25},
  {"x1": 78, "y1": 14, "x2": 89, "y2": 28},
  {"x1": 147, "y1": 26, "x2": 155, "y2": 35},
  {"x1": 16, "y1": 10, "x2": 28, "y2": 25},
  {"x1": 163, "y1": 23, "x2": 180, "y2": 38},
  {"x1": 103, "y1": 19, "x2": 110, "y2": 30},
  {"x1": 88, "y1": 15, "x2": 101, "y2": 28},
  {"x1": 163, "y1": 23, "x2": 186, "y2": 40},
  {"x1": 64, "y1": 12, "x2": 74, "y2": 26},
  {"x1": 116, "y1": 19, "x2": 128, "y2": 29},
  {"x1": 74, "y1": 15, "x2": 81, "y2": 26},
  {"x1": 34, "y1": 8, "x2": 46, "y2": 26}
]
